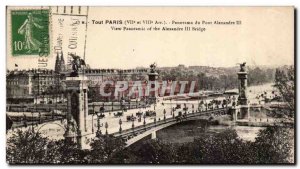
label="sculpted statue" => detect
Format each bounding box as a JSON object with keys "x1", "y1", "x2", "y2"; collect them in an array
[
  {"x1": 69, "y1": 54, "x2": 86, "y2": 77},
  {"x1": 150, "y1": 62, "x2": 157, "y2": 73},
  {"x1": 239, "y1": 62, "x2": 246, "y2": 72}
]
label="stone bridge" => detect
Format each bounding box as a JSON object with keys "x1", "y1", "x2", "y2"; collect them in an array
[{"x1": 112, "y1": 108, "x2": 229, "y2": 147}]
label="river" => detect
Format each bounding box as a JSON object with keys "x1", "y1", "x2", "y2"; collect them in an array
[{"x1": 156, "y1": 120, "x2": 265, "y2": 143}]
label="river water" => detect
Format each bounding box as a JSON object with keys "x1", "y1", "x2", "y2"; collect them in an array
[
  {"x1": 156, "y1": 120, "x2": 265, "y2": 143},
  {"x1": 156, "y1": 83, "x2": 278, "y2": 143}
]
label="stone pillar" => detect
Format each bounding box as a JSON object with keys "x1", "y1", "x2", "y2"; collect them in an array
[
  {"x1": 151, "y1": 130, "x2": 157, "y2": 139},
  {"x1": 63, "y1": 75, "x2": 89, "y2": 149},
  {"x1": 148, "y1": 64, "x2": 159, "y2": 102},
  {"x1": 64, "y1": 90, "x2": 76, "y2": 144},
  {"x1": 237, "y1": 63, "x2": 249, "y2": 120}
]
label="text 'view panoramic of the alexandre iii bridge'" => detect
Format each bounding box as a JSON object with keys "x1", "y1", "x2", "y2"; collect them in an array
[{"x1": 6, "y1": 52, "x2": 295, "y2": 164}]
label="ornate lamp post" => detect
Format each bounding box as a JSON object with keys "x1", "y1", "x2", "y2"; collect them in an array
[
  {"x1": 91, "y1": 113, "x2": 94, "y2": 133},
  {"x1": 154, "y1": 117, "x2": 157, "y2": 126},
  {"x1": 163, "y1": 109, "x2": 166, "y2": 121},
  {"x1": 132, "y1": 120, "x2": 135, "y2": 134},
  {"x1": 92, "y1": 103, "x2": 95, "y2": 114},
  {"x1": 31, "y1": 111, "x2": 34, "y2": 132},
  {"x1": 170, "y1": 99, "x2": 173, "y2": 115},
  {"x1": 96, "y1": 111, "x2": 103, "y2": 138},
  {"x1": 92, "y1": 103, "x2": 95, "y2": 133},
  {"x1": 52, "y1": 109, "x2": 54, "y2": 120},
  {"x1": 38, "y1": 112, "x2": 41, "y2": 124},
  {"x1": 143, "y1": 114, "x2": 146, "y2": 130},
  {"x1": 119, "y1": 119, "x2": 122, "y2": 133},
  {"x1": 35, "y1": 94, "x2": 37, "y2": 113},
  {"x1": 105, "y1": 122, "x2": 108, "y2": 135},
  {"x1": 192, "y1": 104, "x2": 194, "y2": 113},
  {"x1": 197, "y1": 94, "x2": 200, "y2": 112},
  {"x1": 23, "y1": 113, "x2": 27, "y2": 128}
]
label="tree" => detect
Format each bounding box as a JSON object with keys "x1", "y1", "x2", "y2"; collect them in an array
[
  {"x1": 7, "y1": 129, "x2": 50, "y2": 164},
  {"x1": 132, "y1": 139, "x2": 177, "y2": 164},
  {"x1": 274, "y1": 67, "x2": 295, "y2": 117},
  {"x1": 189, "y1": 129, "x2": 253, "y2": 164},
  {"x1": 6, "y1": 129, "x2": 87, "y2": 164},
  {"x1": 51, "y1": 140, "x2": 87, "y2": 164},
  {"x1": 253, "y1": 126, "x2": 294, "y2": 163},
  {"x1": 248, "y1": 67, "x2": 274, "y2": 86},
  {"x1": 90, "y1": 135, "x2": 126, "y2": 163}
]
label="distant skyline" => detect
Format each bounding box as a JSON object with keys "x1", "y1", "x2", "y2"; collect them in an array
[
  {"x1": 7, "y1": 7, "x2": 294, "y2": 70},
  {"x1": 7, "y1": 61, "x2": 293, "y2": 71}
]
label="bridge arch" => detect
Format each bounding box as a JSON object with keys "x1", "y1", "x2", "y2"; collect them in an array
[
  {"x1": 37, "y1": 121, "x2": 66, "y2": 134},
  {"x1": 122, "y1": 110, "x2": 229, "y2": 147}
]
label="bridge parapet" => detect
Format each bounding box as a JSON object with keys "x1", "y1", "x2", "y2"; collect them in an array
[{"x1": 112, "y1": 107, "x2": 229, "y2": 145}]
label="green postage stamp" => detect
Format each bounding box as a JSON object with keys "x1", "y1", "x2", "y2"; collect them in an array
[{"x1": 11, "y1": 9, "x2": 50, "y2": 56}]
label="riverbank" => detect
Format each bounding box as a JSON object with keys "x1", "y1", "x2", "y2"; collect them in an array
[{"x1": 156, "y1": 119, "x2": 266, "y2": 143}]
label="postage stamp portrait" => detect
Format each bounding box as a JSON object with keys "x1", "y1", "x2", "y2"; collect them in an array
[{"x1": 11, "y1": 9, "x2": 50, "y2": 56}]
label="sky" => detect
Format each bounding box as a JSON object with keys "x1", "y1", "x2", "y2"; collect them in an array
[{"x1": 7, "y1": 7, "x2": 294, "y2": 70}]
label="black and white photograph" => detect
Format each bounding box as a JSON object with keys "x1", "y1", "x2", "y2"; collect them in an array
[{"x1": 5, "y1": 6, "x2": 295, "y2": 165}]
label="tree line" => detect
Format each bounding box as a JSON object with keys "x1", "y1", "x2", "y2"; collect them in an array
[
  {"x1": 159, "y1": 66, "x2": 276, "y2": 91},
  {"x1": 7, "y1": 126, "x2": 293, "y2": 164}
]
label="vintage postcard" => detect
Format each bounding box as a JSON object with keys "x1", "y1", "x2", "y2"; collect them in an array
[{"x1": 6, "y1": 6, "x2": 295, "y2": 164}]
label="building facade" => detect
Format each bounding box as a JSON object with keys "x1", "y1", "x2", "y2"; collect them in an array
[
  {"x1": 6, "y1": 70, "x2": 34, "y2": 103},
  {"x1": 7, "y1": 52, "x2": 151, "y2": 103}
]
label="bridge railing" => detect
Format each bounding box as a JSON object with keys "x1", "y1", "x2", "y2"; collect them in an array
[{"x1": 112, "y1": 107, "x2": 229, "y2": 139}]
